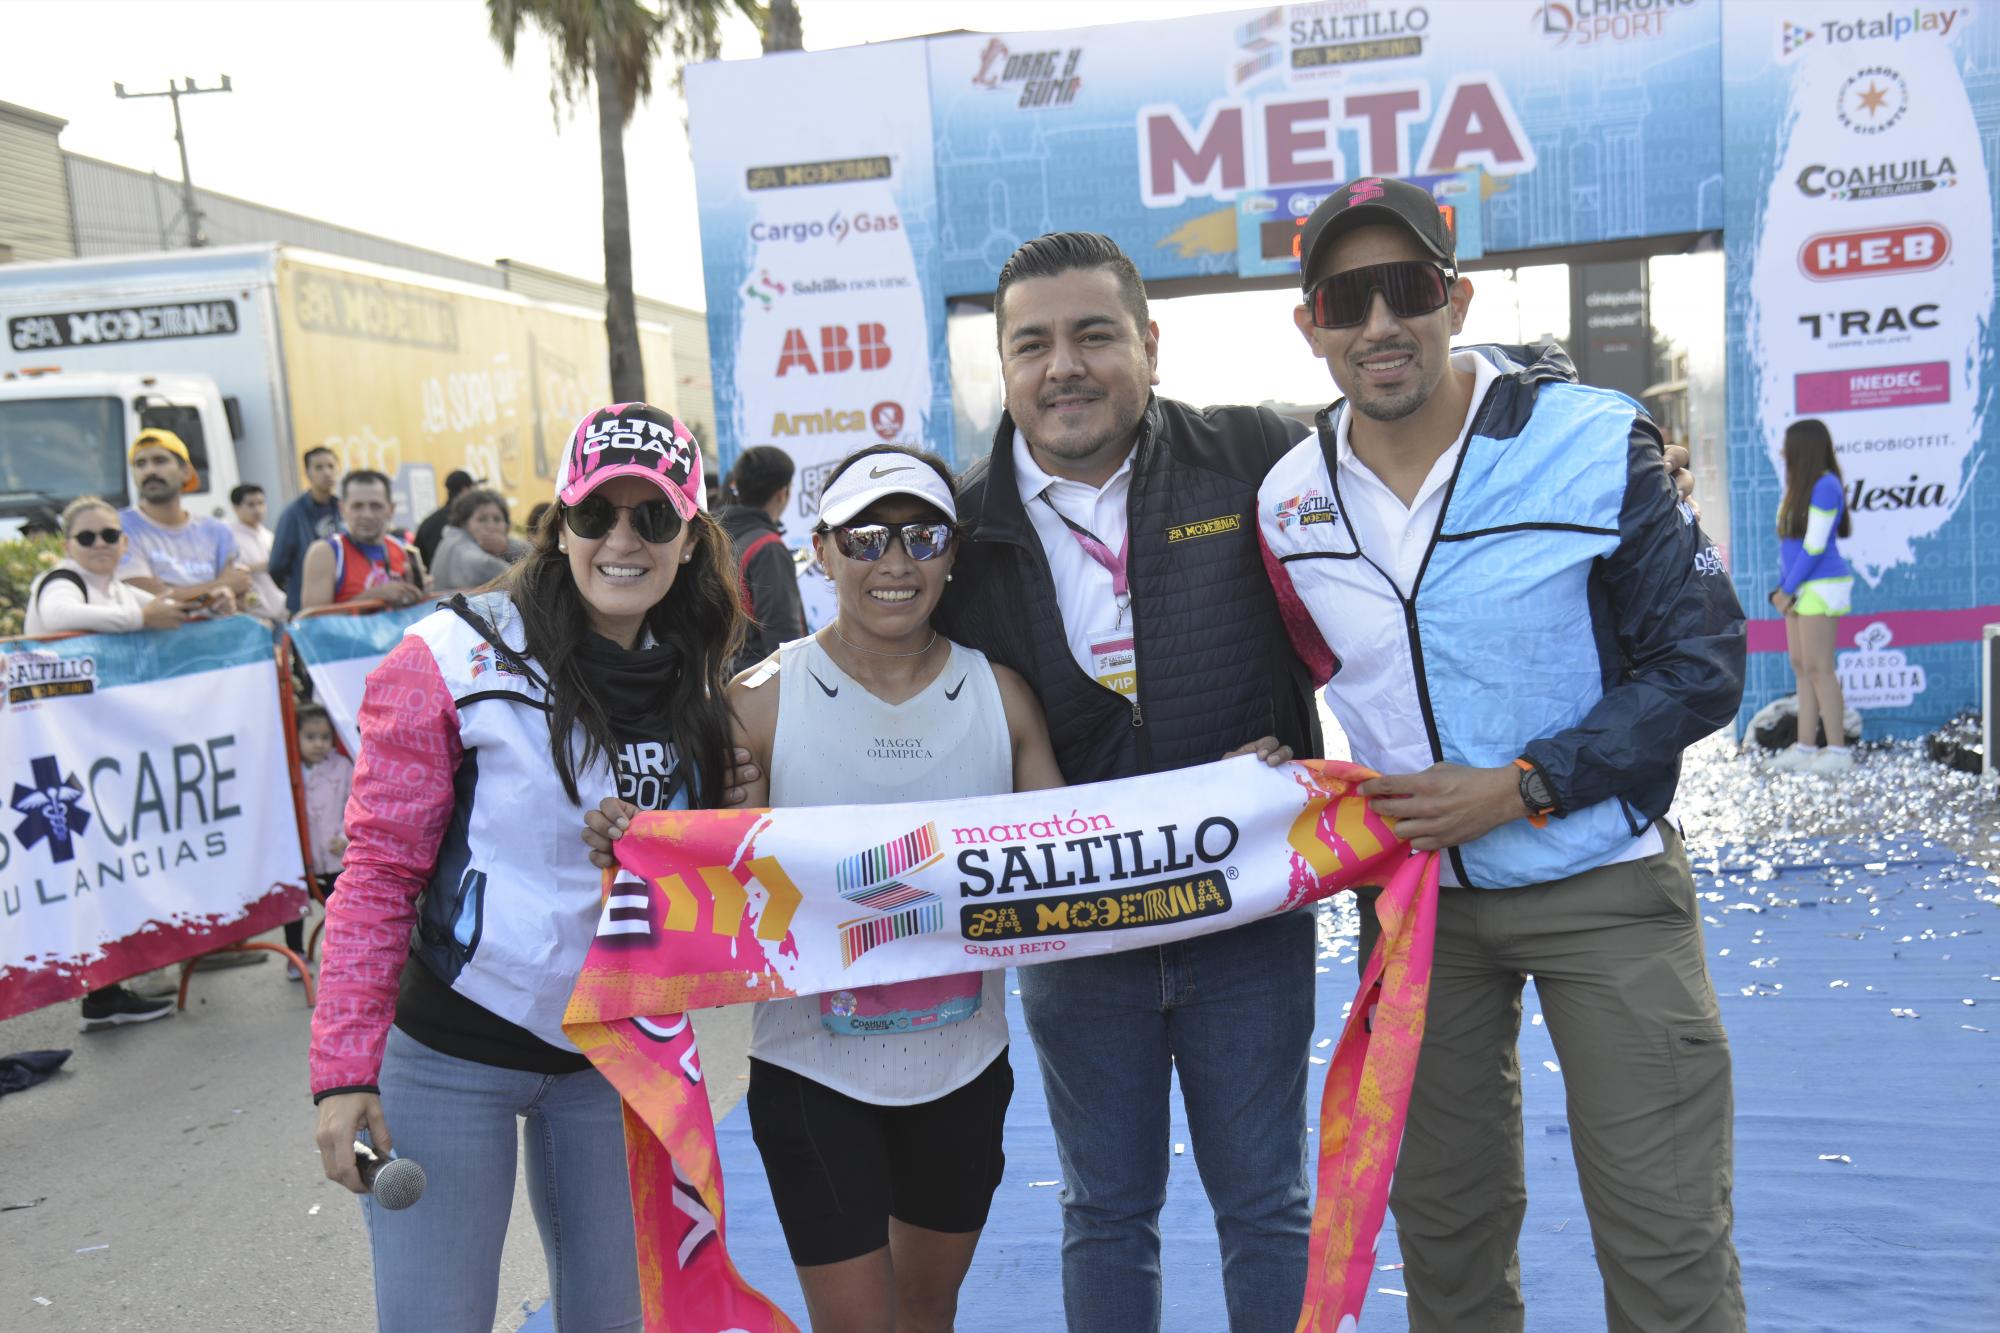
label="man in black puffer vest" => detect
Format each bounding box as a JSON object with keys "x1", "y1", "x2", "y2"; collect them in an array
[{"x1": 930, "y1": 233, "x2": 1322, "y2": 1333}]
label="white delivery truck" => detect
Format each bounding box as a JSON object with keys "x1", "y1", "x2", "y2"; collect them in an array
[{"x1": 0, "y1": 244, "x2": 678, "y2": 534}]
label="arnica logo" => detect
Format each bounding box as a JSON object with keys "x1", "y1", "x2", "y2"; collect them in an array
[{"x1": 11, "y1": 755, "x2": 91, "y2": 864}]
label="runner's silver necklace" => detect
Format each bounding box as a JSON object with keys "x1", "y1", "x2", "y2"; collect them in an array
[{"x1": 831, "y1": 625, "x2": 938, "y2": 658}]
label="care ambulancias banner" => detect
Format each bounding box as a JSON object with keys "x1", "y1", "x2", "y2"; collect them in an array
[
  {"x1": 565, "y1": 757, "x2": 1439, "y2": 1333},
  {"x1": 284, "y1": 603, "x2": 435, "y2": 757},
  {"x1": 0, "y1": 617, "x2": 308, "y2": 1018},
  {"x1": 1723, "y1": 2, "x2": 1998, "y2": 732},
  {"x1": 686, "y1": 42, "x2": 951, "y2": 536}
]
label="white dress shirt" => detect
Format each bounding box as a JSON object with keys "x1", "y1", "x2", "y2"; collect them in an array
[{"x1": 1013, "y1": 428, "x2": 1134, "y2": 676}]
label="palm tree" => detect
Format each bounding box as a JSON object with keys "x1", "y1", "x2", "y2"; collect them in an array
[{"x1": 489, "y1": 0, "x2": 763, "y2": 401}]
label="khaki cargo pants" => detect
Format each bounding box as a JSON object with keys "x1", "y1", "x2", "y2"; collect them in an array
[{"x1": 1359, "y1": 825, "x2": 1746, "y2": 1332}]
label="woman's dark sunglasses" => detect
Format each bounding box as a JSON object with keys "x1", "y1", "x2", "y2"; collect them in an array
[
  {"x1": 562, "y1": 496, "x2": 684, "y2": 544},
  {"x1": 1307, "y1": 260, "x2": 1454, "y2": 329},
  {"x1": 71, "y1": 527, "x2": 123, "y2": 547},
  {"x1": 825, "y1": 521, "x2": 955, "y2": 562}
]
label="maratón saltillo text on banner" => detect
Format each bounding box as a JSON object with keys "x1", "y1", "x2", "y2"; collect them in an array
[{"x1": 563, "y1": 756, "x2": 1439, "y2": 1332}]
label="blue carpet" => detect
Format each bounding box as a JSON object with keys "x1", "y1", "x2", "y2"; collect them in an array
[{"x1": 529, "y1": 839, "x2": 1999, "y2": 1330}]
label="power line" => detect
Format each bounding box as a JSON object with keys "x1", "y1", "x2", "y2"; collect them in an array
[{"x1": 112, "y1": 75, "x2": 233, "y2": 248}]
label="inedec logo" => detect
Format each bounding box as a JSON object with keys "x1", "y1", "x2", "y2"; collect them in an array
[
  {"x1": 1799, "y1": 223, "x2": 1948, "y2": 280},
  {"x1": 1794, "y1": 361, "x2": 1949, "y2": 413},
  {"x1": 775, "y1": 325, "x2": 893, "y2": 377}
]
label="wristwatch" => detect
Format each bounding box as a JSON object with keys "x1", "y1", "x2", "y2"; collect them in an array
[{"x1": 1513, "y1": 758, "x2": 1556, "y2": 828}]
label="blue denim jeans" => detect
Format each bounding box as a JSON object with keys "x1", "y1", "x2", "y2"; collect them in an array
[
  {"x1": 364, "y1": 1026, "x2": 641, "y2": 1332},
  {"x1": 1018, "y1": 908, "x2": 1316, "y2": 1333}
]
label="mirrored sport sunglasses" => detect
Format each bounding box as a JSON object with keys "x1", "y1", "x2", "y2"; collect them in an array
[
  {"x1": 562, "y1": 495, "x2": 684, "y2": 544},
  {"x1": 825, "y1": 521, "x2": 955, "y2": 562},
  {"x1": 71, "y1": 526, "x2": 123, "y2": 547},
  {"x1": 1307, "y1": 259, "x2": 1455, "y2": 329}
]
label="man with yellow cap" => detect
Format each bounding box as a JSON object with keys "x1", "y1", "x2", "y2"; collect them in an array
[{"x1": 115, "y1": 428, "x2": 251, "y2": 617}]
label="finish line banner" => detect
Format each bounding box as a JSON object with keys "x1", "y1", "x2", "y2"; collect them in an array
[
  {"x1": 0, "y1": 617, "x2": 308, "y2": 1019},
  {"x1": 564, "y1": 757, "x2": 1439, "y2": 1332},
  {"x1": 284, "y1": 604, "x2": 434, "y2": 756}
]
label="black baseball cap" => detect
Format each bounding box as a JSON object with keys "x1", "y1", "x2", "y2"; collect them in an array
[{"x1": 1298, "y1": 176, "x2": 1456, "y2": 291}]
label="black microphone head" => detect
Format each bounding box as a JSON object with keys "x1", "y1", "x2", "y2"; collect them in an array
[{"x1": 371, "y1": 1156, "x2": 426, "y2": 1211}]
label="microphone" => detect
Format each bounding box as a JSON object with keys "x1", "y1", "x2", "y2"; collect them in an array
[{"x1": 353, "y1": 1140, "x2": 427, "y2": 1210}]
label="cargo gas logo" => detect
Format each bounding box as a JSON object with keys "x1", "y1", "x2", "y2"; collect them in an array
[
  {"x1": 970, "y1": 36, "x2": 1083, "y2": 108},
  {"x1": 12, "y1": 756, "x2": 91, "y2": 865},
  {"x1": 1796, "y1": 157, "x2": 1957, "y2": 203},
  {"x1": 1533, "y1": 0, "x2": 1692, "y2": 48},
  {"x1": 775, "y1": 324, "x2": 892, "y2": 377},
  {"x1": 748, "y1": 211, "x2": 901, "y2": 246},
  {"x1": 1837, "y1": 67, "x2": 1909, "y2": 135},
  {"x1": 1799, "y1": 224, "x2": 1949, "y2": 280}
]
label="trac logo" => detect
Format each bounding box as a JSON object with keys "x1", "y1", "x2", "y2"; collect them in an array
[
  {"x1": 1837, "y1": 67, "x2": 1908, "y2": 135},
  {"x1": 1799, "y1": 224, "x2": 1949, "y2": 281},
  {"x1": 775, "y1": 324, "x2": 892, "y2": 377},
  {"x1": 12, "y1": 755, "x2": 91, "y2": 864},
  {"x1": 1796, "y1": 304, "x2": 1938, "y2": 342}
]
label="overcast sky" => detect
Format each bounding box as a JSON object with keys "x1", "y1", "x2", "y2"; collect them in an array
[{"x1": 1, "y1": 0, "x2": 1588, "y2": 407}]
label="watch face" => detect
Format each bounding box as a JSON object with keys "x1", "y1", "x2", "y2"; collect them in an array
[{"x1": 1521, "y1": 767, "x2": 1554, "y2": 811}]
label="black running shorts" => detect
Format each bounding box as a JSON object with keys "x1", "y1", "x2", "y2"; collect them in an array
[{"x1": 746, "y1": 1049, "x2": 1013, "y2": 1267}]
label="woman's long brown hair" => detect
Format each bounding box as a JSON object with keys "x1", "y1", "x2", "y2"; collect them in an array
[
  {"x1": 504, "y1": 502, "x2": 744, "y2": 807},
  {"x1": 1777, "y1": 418, "x2": 1851, "y2": 540}
]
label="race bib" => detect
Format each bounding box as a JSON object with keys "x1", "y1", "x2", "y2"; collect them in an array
[{"x1": 820, "y1": 973, "x2": 983, "y2": 1036}]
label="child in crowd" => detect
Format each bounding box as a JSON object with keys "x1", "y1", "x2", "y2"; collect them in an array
[{"x1": 289, "y1": 703, "x2": 351, "y2": 978}]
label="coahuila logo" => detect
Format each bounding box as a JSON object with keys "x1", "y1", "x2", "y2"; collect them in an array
[
  {"x1": 3, "y1": 736, "x2": 245, "y2": 917},
  {"x1": 1837, "y1": 66, "x2": 1909, "y2": 135},
  {"x1": 1795, "y1": 156, "x2": 1958, "y2": 202},
  {"x1": 1534, "y1": 0, "x2": 1692, "y2": 48},
  {"x1": 748, "y1": 210, "x2": 901, "y2": 246},
  {"x1": 1781, "y1": 7, "x2": 1966, "y2": 61}
]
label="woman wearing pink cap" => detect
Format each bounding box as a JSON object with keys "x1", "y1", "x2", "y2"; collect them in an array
[{"x1": 309, "y1": 404, "x2": 741, "y2": 1331}]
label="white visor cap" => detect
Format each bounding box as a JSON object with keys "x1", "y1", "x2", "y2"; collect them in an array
[{"x1": 816, "y1": 454, "x2": 957, "y2": 528}]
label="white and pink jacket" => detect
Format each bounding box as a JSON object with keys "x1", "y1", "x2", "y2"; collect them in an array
[{"x1": 308, "y1": 593, "x2": 627, "y2": 1097}]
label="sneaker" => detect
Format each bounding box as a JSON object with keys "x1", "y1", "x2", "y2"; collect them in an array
[
  {"x1": 79, "y1": 985, "x2": 176, "y2": 1032},
  {"x1": 191, "y1": 949, "x2": 269, "y2": 971},
  {"x1": 286, "y1": 961, "x2": 306, "y2": 982},
  {"x1": 1771, "y1": 745, "x2": 1818, "y2": 773},
  {"x1": 1810, "y1": 747, "x2": 1856, "y2": 778}
]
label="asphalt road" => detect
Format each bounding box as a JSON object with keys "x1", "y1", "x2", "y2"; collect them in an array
[{"x1": 0, "y1": 935, "x2": 752, "y2": 1332}]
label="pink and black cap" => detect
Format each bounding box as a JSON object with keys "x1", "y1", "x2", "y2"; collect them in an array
[
  {"x1": 555, "y1": 402, "x2": 704, "y2": 520},
  {"x1": 1298, "y1": 176, "x2": 1457, "y2": 291}
]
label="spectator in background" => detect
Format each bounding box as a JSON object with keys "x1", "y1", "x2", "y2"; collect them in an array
[
  {"x1": 430, "y1": 488, "x2": 529, "y2": 590},
  {"x1": 271, "y1": 446, "x2": 344, "y2": 614},
  {"x1": 117, "y1": 429, "x2": 246, "y2": 617},
  {"x1": 300, "y1": 471, "x2": 428, "y2": 612},
  {"x1": 719, "y1": 445, "x2": 806, "y2": 673},
  {"x1": 226, "y1": 483, "x2": 288, "y2": 625},
  {"x1": 414, "y1": 468, "x2": 479, "y2": 568},
  {"x1": 288, "y1": 702, "x2": 351, "y2": 982},
  {"x1": 525, "y1": 501, "x2": 553, "y2": 537},
  {"x1": 28, "y1": 497, "x2": 189, "y2": 1031}
]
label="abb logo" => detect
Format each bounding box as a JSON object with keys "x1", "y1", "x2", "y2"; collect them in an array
[
  {"x1": 775, "y1": 324, "x2": 892, "y2": 376},
  {"x1": 1799, "y1": 223, "x2": 1949, "y2": 280}
]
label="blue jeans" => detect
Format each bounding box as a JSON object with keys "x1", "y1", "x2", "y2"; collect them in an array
[
  {"x1": 1019, "y1": 908, "x2": 1316, "y2": 1333},
  {"x1": 364, "y1": 1026, "x2": 641, "y2": 1333}
]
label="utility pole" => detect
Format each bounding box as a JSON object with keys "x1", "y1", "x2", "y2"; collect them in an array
[{"x1": 114, "y1": 76, "x2": 232, "y2": 248}]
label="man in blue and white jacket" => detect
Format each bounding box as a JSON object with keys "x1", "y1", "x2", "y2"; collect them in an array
[{"x1": 1259, "y1": 177, "x2": 1747, "y2": 1331}]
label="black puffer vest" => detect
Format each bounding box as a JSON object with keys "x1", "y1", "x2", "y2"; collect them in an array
[{"x1": 936, "y1": 396, "x2": 1321, "y2": 785}]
